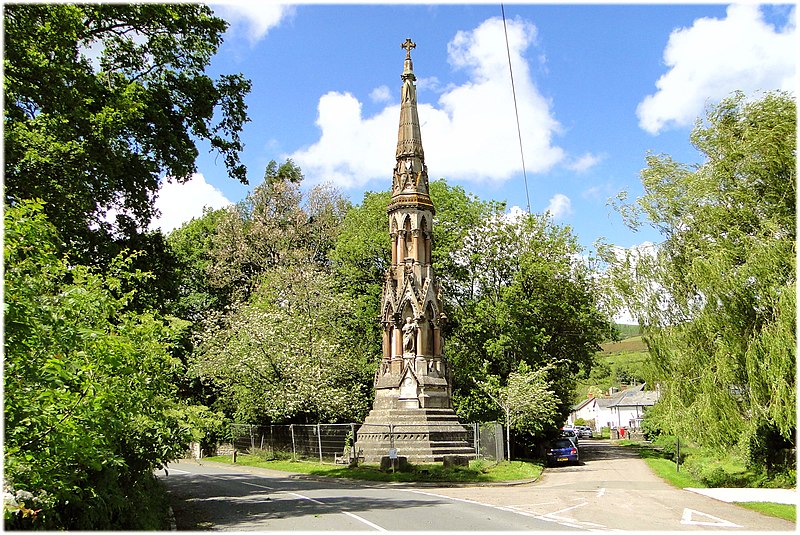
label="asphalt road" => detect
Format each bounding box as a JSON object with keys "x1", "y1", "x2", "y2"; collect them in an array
[
  {"x1": 159, "y1": 461, "x2": 573, "y2": 531},
  {"x1": 159, "y1": 440, "x2": 796, "y2": 531}
]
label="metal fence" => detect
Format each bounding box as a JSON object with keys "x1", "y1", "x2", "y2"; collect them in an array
[{"x1": 226, "y1": 421, "x2": 505, "y2": 464}]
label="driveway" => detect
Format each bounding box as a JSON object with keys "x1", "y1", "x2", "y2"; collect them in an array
[{"x1": 423, "y1": 439, "x2": 795, "y2": 531}]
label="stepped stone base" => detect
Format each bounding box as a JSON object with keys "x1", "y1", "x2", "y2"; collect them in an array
[{"x1": 356, "y1": 408, "x2": 475, "y2": 464}]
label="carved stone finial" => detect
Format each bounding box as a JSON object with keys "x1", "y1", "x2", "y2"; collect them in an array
[{"x1": 401, "y1": 38, "x2": 416, "y2": 59}]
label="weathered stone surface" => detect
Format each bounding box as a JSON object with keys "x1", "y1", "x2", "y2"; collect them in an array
[
  {"x1": 379, "y1": 456, "x2": 410, "y2": 471},
  {"x1": 357, "y1": 39, "x2": 473, "y2": 466}
]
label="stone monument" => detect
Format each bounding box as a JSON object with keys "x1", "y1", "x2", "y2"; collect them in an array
[{"x1": 356, "y1": 39, "x2": 474, "y2": 464}]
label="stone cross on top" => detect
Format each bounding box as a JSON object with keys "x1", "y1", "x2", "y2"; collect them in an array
[{"x1": 401, "y1": 38, "x2": 416, "y2": 59}]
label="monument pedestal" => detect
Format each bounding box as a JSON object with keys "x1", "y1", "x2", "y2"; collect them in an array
[{"x1": 357, "y1": 408, "x2": 475, "y2": 464}]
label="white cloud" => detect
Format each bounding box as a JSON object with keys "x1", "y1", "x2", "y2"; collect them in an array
[
  {"x1": 150, "y1": 174, "x2": 231, "y2": 233},
  {"x1": 637, "y1": 4, "x2": 796, "y2": 134},
  {"x1": 544, "y1": 193, "x2": 572, "y2": 219},
  {"x1": 290, "y1": 16, "x2": 565, "y2": 189},
  {"x1": 369, "y1": 85, "x2": 392, "y2": 103},
  {"x1": 566, "y1": 152, "x2": 604, "y2": 173},
  {"x1": 212, "y1": 3, "x2": 294, "y2": 44}
]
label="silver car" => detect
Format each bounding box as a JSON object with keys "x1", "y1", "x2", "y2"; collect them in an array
[
  {"x1": 576, "y1": 425, "x2": 593, "y2": 438},
  {"x1": 560, "y1": 428, "x2": 579, "y2": 446}
]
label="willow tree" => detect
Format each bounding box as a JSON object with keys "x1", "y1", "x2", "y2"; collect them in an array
[{"x1": 600, "y1": 91, "x2": 796, "y2": 470}]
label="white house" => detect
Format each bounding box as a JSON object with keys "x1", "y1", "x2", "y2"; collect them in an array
[{"x1": 567, "y1": 384, "x2": 659, "y2": 431}]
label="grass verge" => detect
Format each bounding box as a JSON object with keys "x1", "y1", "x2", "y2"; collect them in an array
[
  {"x1": 202, "y1": 454, "x2": 542, "y2": 483},
  {"x1": 736, "y1": 502, "x2": 796, "y2": 522}
]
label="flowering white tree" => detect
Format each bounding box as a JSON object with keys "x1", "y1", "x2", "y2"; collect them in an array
[
  {"x1": 194, "y1": 265, "x2": 372, "y2": 423},
  {"x1": 479, "y1": 362, "x2": 560, "y2": 461}
]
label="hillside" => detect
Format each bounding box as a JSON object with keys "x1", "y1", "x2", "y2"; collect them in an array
[{"x1": 575, "y1": 330, "x2": 650, "y2": 402}]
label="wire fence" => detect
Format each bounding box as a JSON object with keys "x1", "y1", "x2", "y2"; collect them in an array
[{"x1": 221, "y1": 421, "x2": 505, "y2": 464}]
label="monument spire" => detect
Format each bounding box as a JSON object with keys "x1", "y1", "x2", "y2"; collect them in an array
[
  {"x1": 391, "y1": 38, "x2": 432, "y2": 215},
  {"x1": 356, "y1": 39, "x2": 473, "y2": 465}
]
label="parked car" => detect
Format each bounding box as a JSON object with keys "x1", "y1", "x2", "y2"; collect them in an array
[
  {"x1": 546, "y1": 438, "x2": 580, "y2": 466},
  {"x1": 576, "y1": 425, "x2": 593, "y2": 438},
  {"x1": 560, "y1": 428, "x2": 579, "y2": 446}
]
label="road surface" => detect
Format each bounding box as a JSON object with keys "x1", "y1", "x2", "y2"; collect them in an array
[
  {"x1": 159, "y1": 440, "x2": 796, "y2": 531},
  {"x1": 160, "y1": 461, "x2": 572, "y2": 531}
]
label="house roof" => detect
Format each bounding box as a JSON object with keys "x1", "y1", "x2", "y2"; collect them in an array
[
  {"x1": 607, "y1": 384, "x2": 659, "y2": 408},
  {"x1": 573, "y1": 384, "x2": 660, "y2": 411}
]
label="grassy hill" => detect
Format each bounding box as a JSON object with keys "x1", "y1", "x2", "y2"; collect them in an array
[
  {"x1": 574, "y1": 327, "x2": 650, "y2": 402},
  {"x1": 613, "y1": 323, "x2": 641, "y2": 340}
]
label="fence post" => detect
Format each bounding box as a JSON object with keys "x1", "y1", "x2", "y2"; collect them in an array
[
  {"x1": 496, "y1": 423, "x2": 504, "y2": 462},
  {"x1": 473, "y1": 422, "x2": 479, "y2": 458},
  {"x1": 317, "y1": 423, "x2": 323, "y2": 464},
  {"x1": 291, "y1": 424, "x2": 296, "y2": 461}
]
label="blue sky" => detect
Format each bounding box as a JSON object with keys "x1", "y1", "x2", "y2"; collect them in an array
[{"x1": 152, "y1": 2, "x2": 796, "y2": 255}]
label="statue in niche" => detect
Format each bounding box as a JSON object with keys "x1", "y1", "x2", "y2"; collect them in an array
[{"x1": 402, "y1": 316, "x2": 418, "y2": 355}]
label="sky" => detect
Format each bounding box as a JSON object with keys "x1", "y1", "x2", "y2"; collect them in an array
[{"x1": 151, "y1": 2, "x2": 796, "y2": 258}]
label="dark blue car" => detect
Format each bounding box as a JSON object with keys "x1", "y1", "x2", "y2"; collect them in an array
[{"x1": 546, "y1": 438, "x2": 579, "y2": 466}]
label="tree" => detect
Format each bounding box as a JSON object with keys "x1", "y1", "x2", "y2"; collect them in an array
[
  {"x1": 193, "y1": 265, "x2": 372, "y2": 424},
  {"x1": 4, "y1": 200, "x2": 218, "y2": 529},
  {"x1": 479, "y1": 362, "x2": 560, "y2": 460},
  {"x1": 204, "y1": 161, "x2": 350, "y2": 305},
  {"x1": 600, "y1": 91, "x2": 796, "y2": 471},
  {"x1": 3, "y1": 4, "x2": 251, "y2": 258},
  {"x1": 446, "y1": 211, "x2": 615, "y2": 429}
]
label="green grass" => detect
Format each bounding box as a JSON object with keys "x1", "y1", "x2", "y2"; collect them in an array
[
  {"x1": 736, "y1": 502, "x2": 796, "y2": 522},
  {"x1": 202, "y1": 455, "x2": 542, "y2": 483},
  {"x1": 600, "y1": 337, "x2": 647, "y2": 354}
]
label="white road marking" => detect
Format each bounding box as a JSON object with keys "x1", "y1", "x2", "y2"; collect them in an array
[
  {"x1": 342, "y1": 511, "x2": 388, "y2": 531},
  {"x1": 240, "y1": 481, "x2": 274, "y2": 490},
  {"x1": 287, "y1": 491, "x2": 387, "y2": 531},
  {"x1": 288, "y1": 491, "x2": 326, "y2": 505},
  {"x1": 163, "y1": 468, "x2": 191, "y2": 475},
  {"x1": 166, "y1": 468, "x2": 388, "y2": 530},
  {"x1": 681, "y1": 508, "x2": 742, "y2": 528},
  {"x1": 400, "y1": 489, "x2": 591, "y2": 530}
]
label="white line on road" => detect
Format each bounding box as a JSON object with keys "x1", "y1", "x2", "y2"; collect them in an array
[
  {"x1": 288, "y1": 491, "x2": 326, "y2": 505},
  {"x1": 287, "y1": 491, "x2": 387, "y2": 531},
  {"x1": 400, "y1": 489, "x2": 588, "y2": 530},
  {"x1": 240, "y1": 481, "x2": 274, "y2": 490},
  {"x1": 342, "y1": 511, "x2": 388, "y2": 531},
  {"x1": 681, "y1": 508, "x2": 742, "y2": 528}
]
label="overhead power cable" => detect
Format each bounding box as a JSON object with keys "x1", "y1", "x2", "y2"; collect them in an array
[{"x1": 501, "y1": 3, "x2": 532, "y2": 214}]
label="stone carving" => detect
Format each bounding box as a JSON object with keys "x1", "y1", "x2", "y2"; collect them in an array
[{"x1": 402, "y1": 316, "x2": 418, "y2": 355}]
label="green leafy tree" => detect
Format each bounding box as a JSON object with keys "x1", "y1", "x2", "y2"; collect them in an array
[
  {"x1": 4, "y1": 4, "x2": 251, "y2": 258},
  {"x1": 4, "y1": 201, "x2": 218, "y2": 529},
  {"x1": 479, "y1": 362, "x2": 560, "y2": 460},
  {"x1": 204, "y1": 161, "x2": 349, "y2": 305},
  {"x1": 600, "y1": 91, "x2": 796, "y2": 471},
  {"x1": 447, "y1": 211, "x2": 615, "y2": 429}
]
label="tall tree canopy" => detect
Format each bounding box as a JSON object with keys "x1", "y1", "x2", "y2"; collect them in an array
[
  {"x1": 446, "y1": 211, "x2": 615, "y2": 429},
  {"x1": 600, "y1": 91, "x2": 796, "y2": 470},
  {"x1": 4, "y1": 201, "x2": 217, "y2": 529},
  {"x1": 3, "y1": 4, "x2": 251, "y2": 257}
]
